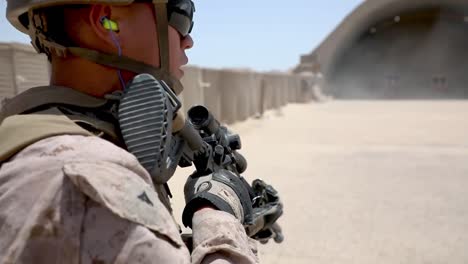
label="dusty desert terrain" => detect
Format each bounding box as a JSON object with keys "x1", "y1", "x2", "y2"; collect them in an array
[{"x1": 169, "y1": 100, "x2": 468, "y2": 264}]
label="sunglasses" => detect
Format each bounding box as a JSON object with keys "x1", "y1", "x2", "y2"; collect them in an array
[{"x1": 167, "y1": 0, "x2": 195, "y2": 37}]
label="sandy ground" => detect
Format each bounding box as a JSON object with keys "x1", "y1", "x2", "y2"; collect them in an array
[{"x1": 168, "y1": 100, "x2": 468, "y2": 264}]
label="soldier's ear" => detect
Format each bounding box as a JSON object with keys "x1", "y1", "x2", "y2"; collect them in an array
[
  {"x1": 100, "y1": 16, "x2": 119, "y2": 32},
  {"x1": 88, "y1": 5, "x2": 116, "y2": 46}
]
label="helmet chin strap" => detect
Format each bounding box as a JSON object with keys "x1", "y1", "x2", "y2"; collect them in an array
[
  {"x1": 153, "y1": 0, "x2": 170, "y2": 75},
  {"x1": 151, "y1": 0, "x2": 185, "y2": 95},
  {"x1": 66, "y1": 47, "x2": 184, "y2": 95}
]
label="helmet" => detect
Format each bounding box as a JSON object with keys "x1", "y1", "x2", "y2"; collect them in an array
[
  {"x1": 7, "y1": 0, "x2": 131, "y2": 34},
  {"x1": 5, "y1": 0, "x2": 195, "y2": 94}
]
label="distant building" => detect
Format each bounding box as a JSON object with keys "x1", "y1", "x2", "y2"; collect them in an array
[
  {"x1": 0, "y1": 42, "x2": 49, "y2": 102},
  {"x1": 295, "y1": 0, "x2": 468, "y2": 99}
]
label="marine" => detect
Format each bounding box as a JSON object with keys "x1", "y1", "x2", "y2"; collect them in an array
[{"x1": 0, "y1": 0, "x2": 260, "y2": 263}]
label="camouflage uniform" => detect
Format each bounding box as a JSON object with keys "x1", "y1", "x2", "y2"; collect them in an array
[{"x1": 0, "y1": 132, "x2": 258, "y2": 263}]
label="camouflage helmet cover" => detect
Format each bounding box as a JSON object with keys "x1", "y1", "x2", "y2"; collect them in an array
[{"x1": 7, "y1": 0, "x2": 145, "y2": 34}]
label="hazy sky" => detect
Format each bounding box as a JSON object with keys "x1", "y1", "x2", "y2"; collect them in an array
[{"x1": 0, "y1": 0, "x2": 364, "y2": 71}]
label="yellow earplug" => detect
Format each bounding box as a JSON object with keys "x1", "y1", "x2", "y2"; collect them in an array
[{"x1": 101, "y1": 17, "x2": 119, "y2": 32}]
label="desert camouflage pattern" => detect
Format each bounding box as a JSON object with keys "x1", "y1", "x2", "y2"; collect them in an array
[{"x1": 0, "y1": 134, "x2": 258, "y2": 264}]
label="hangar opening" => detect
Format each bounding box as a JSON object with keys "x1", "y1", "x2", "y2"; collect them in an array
[
  {"x1": 297, "y1": 1, "x2": 468, "y2": 100},
  {"x1": 330, "y1": 8, "x2": 468, "y2": 99}
]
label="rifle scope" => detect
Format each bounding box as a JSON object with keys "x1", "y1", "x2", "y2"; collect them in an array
[
  {"x1": 187, "y1": 105, "x2": 220, "y2": 134},
  {"x1": 188, "y1": 105, "x2": 242, "y2": 151}
]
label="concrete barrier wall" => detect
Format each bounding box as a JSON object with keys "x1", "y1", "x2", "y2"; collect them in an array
[
  {"x1": 250, "y1": 73, "x2": 263, "y2": 117},
  {"x1": 218, "y1": 69, "x2": 240, "y2": 124},
  {"x1": 280, "y1": 74, "x2": 289, "y2": 107},
  {"x1": 0, "y1": 43, "x2": 49, "y2": 102},
  {"x1": 178, "y1": 67, "x2": 316, "y2": 125},
  {"x1": 0, "y1": 43, "x2": 320, "y2": 124},
  {"x1": 261, "y1": 73, "x2": 278, "y2": 111},
  {"x1": 220, "y1": 69, "x2": 258, "y2": 123},
  {"x1": 272, "y1": 74, "x2": 286, "y2": 109},
  {"x1": 179, "y1": 66, "x2": 204, "y2": 112},
  {"x1": 201, "y1": 68, "x2": 223, "y2": 121}
]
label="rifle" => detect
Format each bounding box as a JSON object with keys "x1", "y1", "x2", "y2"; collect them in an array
[
  {"x1": 117, "y1": 74, "x2": 284, "y2": 244},
  {"x1": 175, "y1": 105, "x2": 284, "y2": 244}
]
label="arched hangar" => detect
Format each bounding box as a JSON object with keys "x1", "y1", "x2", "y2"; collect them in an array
[{"x1": 296, "y1": 0, "x2": 468, "y2": 99}]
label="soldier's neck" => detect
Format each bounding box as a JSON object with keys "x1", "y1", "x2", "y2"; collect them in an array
[{"x1": 50, "y1": 56, "x2": 123, "y2": 98}]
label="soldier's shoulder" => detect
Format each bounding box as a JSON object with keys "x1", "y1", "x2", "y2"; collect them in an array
[
  {"x1": 63, "y1": 157, "x2": 185, "y2": 248},
  {"x1": 9, "y1": 134, "x2": 142, "y2": 173},
  {"x1": 0, "y1": 134, "x2": 185, "y2": 249},
  {"x1": 0, "y1": 134, "x2": 186, "y2": 263}
]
